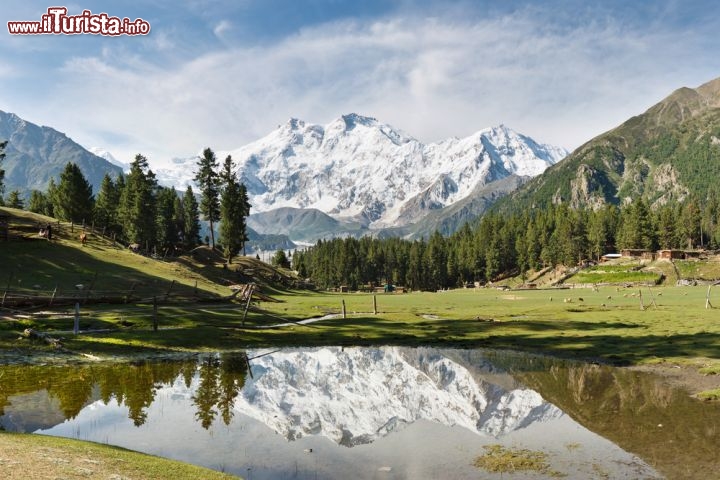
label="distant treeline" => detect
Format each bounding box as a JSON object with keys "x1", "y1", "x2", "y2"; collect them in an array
[{"x1": 294, "y1": 197, "x2": 720, "y2": 290}]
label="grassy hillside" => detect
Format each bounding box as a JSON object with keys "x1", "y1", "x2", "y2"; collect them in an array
[{"x1": 0, "y1": 207, "x2": 232, "y2": 299}]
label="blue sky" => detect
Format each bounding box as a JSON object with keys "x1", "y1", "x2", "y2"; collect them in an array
[{"x1": 2, "y1": 0, "x2": 720, "y2": 167}]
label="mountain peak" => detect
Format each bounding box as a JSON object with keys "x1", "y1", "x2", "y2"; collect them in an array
[{"x1": 341, "y1": 113, "x2": 378, "y2": 127}]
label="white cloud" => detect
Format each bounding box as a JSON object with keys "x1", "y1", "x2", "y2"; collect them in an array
[
  {"x1": 213, "y1": 20, "x2": 232, "y2": 38},
  {"x1": 20, "y1": 8, "x2": 720, "y2": 169}
]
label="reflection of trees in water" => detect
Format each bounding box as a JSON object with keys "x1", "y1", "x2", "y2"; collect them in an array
[
  {"x1": 488, "y1": 352, "x2": 720, "y2": 480},
  {"x1": 0, "y1": 355, "x2": 247, "y2": 429},
  {"x1": 192, "y1": 353, "x2": 246, "y2": 429}
]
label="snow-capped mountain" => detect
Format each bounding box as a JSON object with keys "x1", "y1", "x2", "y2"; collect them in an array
[
  {"x1": 166, "y1": 114, "x2": 566, "y2": 234},
  {"x1": 235, "y1": 347, "x2": 562, "y2": 446},
  {"x1": 88, "y1": 147, "x2": 129, "y2": 172}
]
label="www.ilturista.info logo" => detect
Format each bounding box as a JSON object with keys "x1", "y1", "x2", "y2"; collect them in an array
[{"x1": 7, "y1": 7, "x2": 150, "y2": 36}]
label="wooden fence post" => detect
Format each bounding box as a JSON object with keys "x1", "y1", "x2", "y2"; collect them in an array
[
  {"x1": 707, "y1": 283, "x2": 717, "y2": 309},
  {"x1": 342, "y1": 299, "x2": 347, "y2": 319},
  {"x1": 166, "y1": 280, "x2": 175, "y2": 300},
  {"x1": 242, "y1": 285, "x2": 254, "y2": 326},
  {"x1": 639, "y1": 289, "x2": 645, "y2": 311},
  {"x1": 2, "y1": 271, "x2": 13, "y2": 307},
  {"x1": 84, "y1": 272, "x2": 97, "y2": 304},
  {"x1": 74, "y1": 303, "x2": 80, "y2": 335},
  {"x1": 647, "y1": 286, "x2": 657, "y2": 309},
  {"x1": 373, "y1": 294, "x2": 377, "y2": 315},
  {"x1": 125, "y1": 282, "x2": 137, "y2": 303},
  {"x1": 49, "y1": 285, "x2": 58, "y2": 306}
]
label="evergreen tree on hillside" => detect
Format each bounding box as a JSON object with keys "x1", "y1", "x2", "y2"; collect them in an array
[
  {"x1": 617, "y1": 199, "x2": 655, "y2": 250},
  {"x1": 156, "y1": 186, "x2": 180, "y2": 250},
  {"x1": 656, "y1": 205, "x2": 679, "y2": 249},
  {"x1": 28, "y1": 190, "x2": 49, "y2": 214},
  {"x1": 272, "y1": 249, "x2": 291, "y2": 269},
  {"x1": 93, "y1": 174, "x2": 122, "y2": 235},
  {"x1": 118, "y1": 154, "x2": 157, "y2": 248},
  {"x1": 218, "y1": 155, "x2": 251, "y2": 264},
  {"x1": 54, "y1": 162, "x2": 94, "y2": 223},
  {"x1": 182, "y1": 185, "x2": 201, "y2": 249},
  {"x1": 45, "y1": 178, "x2": 57, "y2": 218},
  {"x1": 6, "y1": 190, "x2": 24, "y2": 209},
  {"x1": 195, "y1": 148, "x2": 221, "y2": 249},
  {"x1": 679, "y1": 199, "x2": 702, "y2": 249}
]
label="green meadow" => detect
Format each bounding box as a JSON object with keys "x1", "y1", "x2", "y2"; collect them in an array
[{"x1": 1, "y1": 206, "x2": 719, "y2": 379}]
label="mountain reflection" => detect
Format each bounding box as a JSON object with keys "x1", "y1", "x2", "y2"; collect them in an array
[{"x1": 236, "y1": 347, "x2": 561, "y2": 446}]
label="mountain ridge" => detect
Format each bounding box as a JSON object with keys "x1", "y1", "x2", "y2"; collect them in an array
[
  {"x1": 0, "y1": 110, "x2": 123, "y2": 196},
  {"x1": 197, "y1": 114, "x2": 567, "y2": 240},
  {"x1": 494, "y1": 76, "x2": 720, "y2": 213}
]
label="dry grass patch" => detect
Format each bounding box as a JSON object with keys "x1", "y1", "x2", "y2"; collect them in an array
[{"x1": 473, "y1": 444, "x2": 565, "y2": 477}]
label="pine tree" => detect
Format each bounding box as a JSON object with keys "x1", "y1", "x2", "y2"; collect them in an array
[
  {"x1": 195, "y1": 148, "x2": 220, "y2": 249},
  {"x1": 45, "y1": 178, "x2": 57, "y2": 218},
  {"x1": 54, "y1": 162, "x2": 94, "y2": 223},
  {"x1": 6, "y1": 189, "x2": 24, "y2": 209},
  {"x1": 272, "y1": 249, "x2": 291, "y2": 269},
  {"x1": 182, "y1": 185, "x2": 201, "y2": 249},
  {"x1": 425, "y1": 231, "x2": 447, "y2": 289},
  {"x1": 218, "y1": 155, "x2": 251, "y2": 263},
  {"x1": 28, "y1": 190, "x2": 49, "y2": 214},
  {"x1": 118, "y1": 154, "x2": 157, "y2": 248},
  {"x1": 656, "y1": 205, "x2": 679, "y2": 249},
  {"x1": 156, "y1": 186, "x2": 180, "y2": 250},
  {"x1": 93, "y1": 174, "x2": 121, "y2": 235}
]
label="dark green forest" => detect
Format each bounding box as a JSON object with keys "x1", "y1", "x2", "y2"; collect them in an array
[{"x1": 293, "y1": 196, "x2": 720, "y2": 291}]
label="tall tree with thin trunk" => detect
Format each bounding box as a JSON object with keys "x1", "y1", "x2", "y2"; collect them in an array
[
  {"x1": 219, "y1": 155, "x2": 251, "y2": 264},
  {"x1": 156, "y1": 186, "x2": 180, "y2": 250},
  {"x1": 118, "y1": 154, "x2": 157, "y2": 247},
  {"x1": 182, "y1": 184, "x2": 201, "y2": 249},
  {"x1": 195, "y1": 148, "x2": 220, "y2": 249},
  {"x1": 93, "y1": 173, "x2": 122, "y2": 235}
]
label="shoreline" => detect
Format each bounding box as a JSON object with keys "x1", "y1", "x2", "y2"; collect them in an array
[{"x1": 2, "y1": 344, "x2": 718, "y2": 397}]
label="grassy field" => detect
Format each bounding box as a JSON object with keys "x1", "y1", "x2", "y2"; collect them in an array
[
  {"x1": 4, "y1": 283, "x2": 716, "y2": 370},
  {"x1": 2, "y1": 206, "x2": 720, "y2": 376},
  {"x1": 564, "y1": 262, "x2": 663, "y2": 285},
  {"x1": 0, "y1": 432, "x2": 239, "y2": 479}
]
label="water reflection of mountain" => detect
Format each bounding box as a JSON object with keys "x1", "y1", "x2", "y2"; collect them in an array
[{"x1": 236, "y1": 347, "x2": 563, "y2": 446}]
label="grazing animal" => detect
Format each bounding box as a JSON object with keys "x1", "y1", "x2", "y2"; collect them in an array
[
  {"x1": 607, "y1": 295, "x2": 612, "y2": 300},
  {"x1": 129, "y1": 243, "x2": 140, "y2": 253},
  {"x1": 79, "y1": 232, "x2": 87, "y2": 245},
  {"x1": 578, "y1": 297, "x2": 584, "y2": 302}
]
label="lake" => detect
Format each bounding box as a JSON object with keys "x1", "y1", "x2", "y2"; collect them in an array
[{"x1": 1, "y1": 347, "x2": 718, "y2": 479}]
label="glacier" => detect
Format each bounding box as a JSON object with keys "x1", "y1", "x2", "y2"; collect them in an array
[{"x1": 163, "y1": 114, "x2": 567, "y2": 229}]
